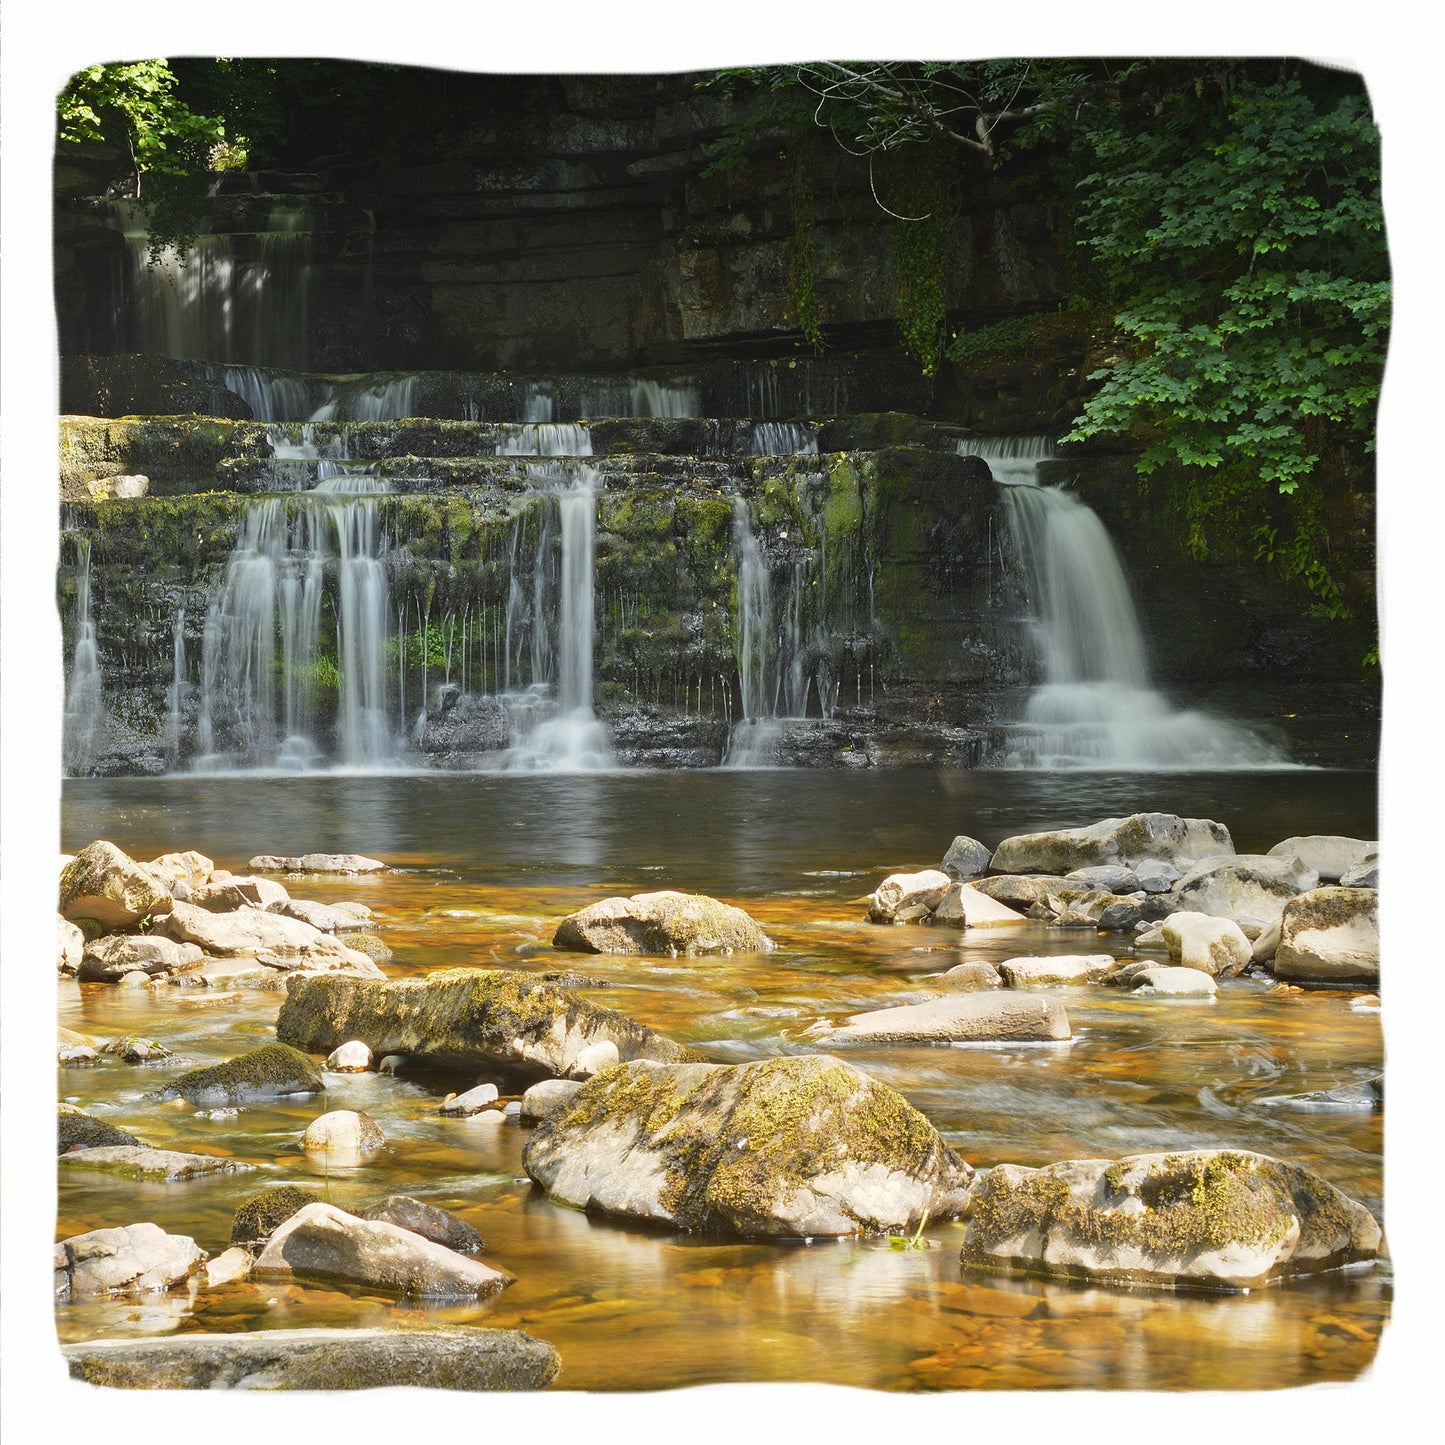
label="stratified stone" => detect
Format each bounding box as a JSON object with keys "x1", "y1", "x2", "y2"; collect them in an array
[
  {"x1": 56, "y1": 1222, "x2": 206, "y2": 1299},
  {"x1": 1273, "y1": 887, "x2": 1380, "y2": 984},
  {"x1": 816, "y1": 992, "x2": 1071, "y2": 1043},
  {"x1": 156, "y1": 1043, "x2": 324, "y2": 1107},
  {"x1": 961, "y1": 1149, "x2": 1381, "y2": 1291},
  {"x1": 60, "y1": 841, "x2": 176, "y2": 929},
  {"x1": 523, "y1": 1054, "x2": 975, "y2": 1237},
  {"x1": 554, "y1": 890, "x2": 772, "y2": 955},
  {"x1": 991, "y1": 814, "x2": 1233, "y2": 876}
]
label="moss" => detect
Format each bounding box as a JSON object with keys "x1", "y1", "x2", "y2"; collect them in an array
[
  {"x1": 232, "y1": 1186, "x2": 324, "y2": 1245},
  {"x1": 159, "y1": 1042, "x2": 325, "y2": 1105}
]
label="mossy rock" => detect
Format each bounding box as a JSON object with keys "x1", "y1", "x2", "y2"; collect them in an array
[
  {"x1": 58, "y1": 1107, "x2": 143, "y2": 1156},
  {"x1": 232, "y1": 1185, "x2": 324, "y2": 1246},
  {"x1": 59, "y1": 840, "x2": 175, "y2": 930},
  {"x1": 275, "y1": 967, "x2": 698, "y2": 1081},
  {"x1": 553, "y1": 890, "x2": 773, "y2": 956},
  {"x1": 962, "y1": 1149, "x2": 1381, "y2": 1292},
  {"x1": 523, "y1": 1053, "x2": 976, "y2": 1237},
  {"x1": 155, "y1": 1042, "x2": 325, "y2": 1107}
]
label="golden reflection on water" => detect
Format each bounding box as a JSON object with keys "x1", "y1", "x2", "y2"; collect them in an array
[{"x1": 57, "y1": 777, "x2": 1387, "y2": 1391}]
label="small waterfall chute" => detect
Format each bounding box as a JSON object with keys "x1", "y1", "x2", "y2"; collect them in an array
[{"x1": 62, "y1": 540, "x2": 104, "y2": 775}]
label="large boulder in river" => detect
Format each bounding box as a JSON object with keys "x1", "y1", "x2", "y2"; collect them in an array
[
  {"x1": 60, "y1": 841, "x2": 175, "y2": 929},
  {"x1": 967, "y1": 874, "x2": 1070, "y2": 917},
  {"x1": 1173, "y1": 855, "x2": 1314, "y2": 926},
  {"x1": 253, "y1": 1202, "x2": 511, "y2": 1300},
  {"x1": 1160, "y1": 911, "x2": 1252, "y2": 977},
  {"x1": 276, "y1": 968, "x2": 698, "y2": 1081},
  {"x1": 961, "y1": 1149, "x2": 1380, "y2": 1291},
  {"x1": 56, "y1": 1222, "x2": 207, "y2": 1300},
  {"x1": 553, "y1": 890, "x2": 772, "y2": 955},
  {"x1": 160, "y1": 900, "x2": 382, "y2": 974},
  {"x1": 77, "y1": 933, "x2": 204, "y2": 983},
  {"x1": 813, "y1": 992, "x2": 1071, "y2": 1043},
  {"x1": 940, "y1": 835, "x2": 992, "y2": 880},
  {"x1": 156, "y1": 1042, "x2": 324, "y2": 1107},
  {"x1": 1273, "y1": 887, "x2": 1380, "y2": 984},
  {"x1": 991, "y1": 814, "x2": 1233, "y2": 876},
  {"x1": 1267, "y1": 836, "x2": 1376, "y2": 884},
  {"x1": 301, "y1": 1109, "x2": 387, "y2": 1162},
  {"x1": 523, "y1": 1054, "x2": 975, "y2": 1237},
  {"x1": 866, "y1": 870, "x2": 951, "y2": 923},
  {"x1": 63, "y1": 1327, "x2": 560, "y2": 1391}
]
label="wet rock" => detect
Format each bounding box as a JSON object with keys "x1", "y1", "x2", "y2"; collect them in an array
[
  {"x1": 440, "y1": 1083, "x2": 501, "y2": 1116},
  {"x1": 56, "y1": 1222, "x2": 207, "y2": 1299},
  {"x1": 940, "y1": 835, "x2": 992, "y2": 880},
  {"x1": 301, "y1": 1109, "x2": 386, "y2": 1161},
  {"x1": 1267, "y1": 836, "x2": 1377, "y2": 884},
  {"x1": 325, "y1": 1040, "x2": 374, "y2": 1072},
  {"x1": 232, "y1": 1186, "x2": 323, "y2": 1247},
  {"x1": 78, "y1": 934, "x2": 204, "y2": 983},
  {"x1": 1340, "y1": 859, "x2": 1379, "y2": 889},
  {"x1": 99, "y1": 1036, "x2": 176, "y2": 1063},
  {"x1": 156, "y1": 1042, "x2": 324, "y2": 1107},
  {"x1": 1173, "y1": 856, "x2": 1314, "y2": 926},
  {"x1": 59, "y1": 1045, "x2": 100, "y2": 1067},
  {"x1": 249, "y1": 853, "x2": 386, "y2": 874},
  {"x1": 378, "y1": 1054, "x2": 407, "y2": 1075},
  {"x1": 1160, "y1": 912, "x2": 1252, "y2": 977},
  {"x1": 931, "y1": 881, "x2": 1030, "y2": 928},
  {"x1": 277, "y1": 968, "x2": 697, "y2": 1082},
  {"x1": 253, "y1": 1202, "x2": 512, "y2": 1299},
  {"x1": 363, "y1": 1196, "x2": 484, "y2": 1255},
  {"x1": 59, "y1": 1146, "x2": 255, "y2": 1182},
  {"x1": 337, "y1": 931, "x2": 393, "y2": 963},
  {"x1": 58, "y1": 1106, "x2": 142, "y2": 1155},
  {"x1": 998, "y1": 955, "x2": 1115, "y2": 988},
  {"x1": 554, "y1": 890, "x2": 772, "y2": 955},
  {"x1": 191, "y1": 875, "x2": 291, "y2": 912},
  {"x1": 990, "y1": 814, "x2": 1233, "y2": 876},
  {"x1": 935, "y1": 960, "x2": 1004, "y2": 989},
  {"x1": 201, "y1": 1246, "x2": 254, "y2": 1287},
  {"x1": 60, "y1": 841, "x2": 176, "y2": 929},
  {"x1": 161, "y1": 900, "x2": 378, "y2": 974},
  {"x1": 1273, "y1": 887, "x2": 1380, "y2": 984},
  {"x1": 63, "y1": 1326, "x2": 560, "y2": 1391},
  {"x1": 118, "y1": 969, "x2": 158, "y2": 989},
  {"x1": 866, "y1": 870, "x2": 951, "y2": 924},
  {"x1": 57, "y1": 915, "x2": 85, "y2": 974},
  {"x1": 961, "y1": 1149, "x2": 1381, "y2": 1291},
  {"x1": 1107, "y1": 962, "x2": 1217, "y2": 996},
  {"x1": 1261, "y1": 1077, "x2": 1383, "y2": 1113},
  {"x1": 817, "y1": 992, "x2": 1071, "y2": 1043},
  {"x1": 523, "y1": 1054, "x2": 975, "y2": 1237},
  {"x1": 520, "y1": 1078, "x2": 585, "y2": 1122}
]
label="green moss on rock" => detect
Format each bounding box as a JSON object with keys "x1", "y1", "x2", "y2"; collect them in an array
[
  {"x1": 156, "y1": 1042, "x2": 325, "y2": 1107},
  {"x1": 232, "y1": 1185, "x2": 324, "y2": 1246}
]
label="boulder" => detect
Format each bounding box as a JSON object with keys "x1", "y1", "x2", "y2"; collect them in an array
[
  {"x1": 1106, "y1": 962, "x2": 1217, "y2": 996},
  {"x1": 816, "y1": 992, "x2": 1071, "y2": 1043},
  {"x1": 931, "y1": 881, "x2": 1030, "y2": 928},
  {"x1": 523, "y1": 1054, "x2": 975, "y2": 1237},
  {"x1": 967, "y1": 875, "x2": 1070, "y2": 913},
  {"x1": 440, "y1": 1083, "x2": 501, "y2": 1117},
  {"x1": 249, "y1": 853, "x2": 386, "y2": 874},
  {"x1": 253, "y1": 1202, "x2": 511, "y2": 1300},
  {"x1": 284, "y1": 898, "x2": 371, "y2": 932},
  {"x1": 231, "y1": 1186, "x2": 323, "y2": 1247},
  {"x1": 191, "y1": 876, "x2": 291, "y2": 912},
  {"x1": 77, "y1": 934, "x2": 204, "y2": 983},
  {"x1": 1065, "y1": 865, "x2": 1141, "y2": 893},
  {"x1": 1098, "y1": 899, "x2": 1148, "y2": 932},
  {"x1": 935, "y1": 961, "x2": 1004, "y2": 990},
  {"x1": 961, "y1": 1149, "x2": 1381, "y2": 1291},
  {"x1": 1173, "y1": 856, "x2": 1314, "y2": 926},
  {"x1": 866, "y1": 870, "x2": 951, "y2": 924},
  {"x1": 554, "y1": 890, "x2": 772, "y2": 954},
  {"x1": 567, "y1": 1040, "x2": 621, "y2": 1078},
  {"x1": 991, "y1": 814, "x2": 1233, "y2": 876},
  {"x1": 59, "y1": 1046, "x2": 99, "y2": 1068},
  {"x1": 362, "y1": 1196, "x2": 483, "y2": 1255},
  {"x1": 59, "y1": 841, "x2": 175, "y2": 929},
  {"x1": 1052, "y1": 889, "x2": 1144, "y2": 928},
  {"x1": 1134, "y1": 860, "x2": 1182, "y2": 894},
  {"x1": 57, "y1": 915, "x2": 85, "y2": 974},
  {"x1": 160, "y1": 900, "x2": 379, "y2": 974},
  {"x1": 1267, "y1": 836, "x2": 1377, "y2": 884},
  {"x1": 276, "y1": 968, "x2": 698, "y2": 1081},
  {"x1": 338, "y1": 931, "x2": 393, "y2": 963},
  {"x1": 144, "y1": 851, "x2": 215, "y2": 889},
  {"x1": 520, "y1": 1078, "x2": 585, "y2": 1122},
  {"x1": 58, "y1": 1106, "x2": 142, "y2": 1155},
  {"x1": 998, "y1": 955, "x2": 1115, "y2": 988},
  {"x1": 56, "y1": 1222, "x2": 206, "y2": 1300},
  {"x1": 301, "y1": 1110, "x2": 386, "y2": 1161},
  {"x1": 325, "y1": 1040, "x2": 373, "y2": 1073},
  {"x1": 1160, "y1": 912, "x2": 1252, "y2": 977},
  {"x1": 59, "y1": 1146, "x2": 254, "y2": 1182},
  {"x1": 63, "y1": 1327, "x2": 560, "y2": 1391},
  {"x1": 1273, "y1": 887, "x2": 1380, "y2": 984},
  {"x1": 1340, "y1": 860, "x2": 1379, "y2": 889},
  {"x1": 940, "y1": 835, "x2": 992, "y2": 880},
  {"x1": 156, "y1": 1042, "x2": 325, "y2": 1107}
]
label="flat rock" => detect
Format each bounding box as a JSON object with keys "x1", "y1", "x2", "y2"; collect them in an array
[
  {"x1": 940, "y1": 835, "x2": 992, "y2": 880},
  {"x1": 191, "y1": 876, "x2": 291, "y2": 912},
  {"x1": 932, "y1": 881, "x2": 1030, "y2": 928},
  {"x1": 554, "y1": 890, "x2": 772, "y2": 954},
  {"x1": 56, "y1": 1222, "x2": 206, "y2": 1300},
  {"x1": 961, "y1": 1149, "x2": 1381, "y2": 1291},
  {"x1": 1267, "y1": 835, "x2": 1376, "y2": 884},
  {"x1": 998, "y1": 955, "x2": 1115, "y2": 988},
  {"x1": 156, "y1": 1042, "x2": 324, "y2": 1107},
  {"x1": 523, "y1": 1054, "x2": 975, "y2": 1237},
  {"x1": 59, "y1": 1146, "x2": 255, "y2": 1182},
  {"x1": 253, "y1": 1202, "x2": 511, "y2": 1299},
  {"x1": 362, "y1": 1196, "x2": 483, "y2": 1255},
  {"x1": 249, "y1": 853, "x2": 386, "y2": 874},
  {"x1": 60, "y1": 841, "x2": 176, "y2": 929},
  {"x1": 63, "y1": 1326, "x2": 560, "y2": 1391},
  {"x1": 58, "y1": 1107, "x2": 142, "y2": 1155},
  {"x1": 161, "y1": 901, "x2": 377, "y2": 974},
  {"x1": 819, "y1": 992, "x2": 1071, "y2": 1043},
  {"x1": 276, "y1": 968, "x2": 698, "y2": 1081},
  {"x1": 284, "y1": 898, "x2": 372, "y2": 931},
  {"x1": 991, "y1": 814, "x2": 1233, "y2": 876},
  {"x1": 78, "y1": 934, "x2": 204, "y2": 982},
  {"x1": 1273, "y1": 887, "x2": 1380, "y2": 984},
  {"x1": 1160, "y1": 911, "x2": 1252, "y2": 977}
]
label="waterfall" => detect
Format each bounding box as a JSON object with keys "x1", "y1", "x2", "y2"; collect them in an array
[
  {"x1": 195, "y1": 476, "x2": 396, "y2": 771},
  {"x1": 631, "y1": 378, "x2": 699, "y2": 418},
  {"x1": 497, "y1": 423, "x2": 593, "y2": 457},
  {"x1": 62, "y1": 540, "x2": 103, "y2": 775},
  {"x1": 750, "y1": 422, "x2": 818, "y2": 456},
  {"x1": 165, "y1": 610, "x2": 187, "y2": 768},
  {"x1": 310, "y1": 376, "x2": 418, "y2": 423},
  {"x1": 732, "y1": 497, "x2": 772, "y2": 722},
  {"x1": 221, "y1": 366, "x2": 316, "y2": 423},
  {"x1": 965, "y1": 437, "x2": 1287, "y2": 769}
]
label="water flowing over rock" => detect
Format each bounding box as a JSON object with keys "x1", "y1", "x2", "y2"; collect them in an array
[
  {"x1": 62, "y1": 538, "x2": 103, "y2": 775},
  {"x1": 63, "y1": 1327, "x2": 561, "y2": 1391},
  {"x1": 962, "y1": 1150, "x2": 1380, "y2": 1291},
  {"x1": 553, "y1": 891, "x2": 772, "y2": 955},
  {"x1": 1273, "y1": 887, "x2": 1380, "y2": 984},
  {"x1": 56, "y1": 1222, "x2": 207, "y2": 1300},
  {"x1": 991, "y1": 813, "x2": 1233, "y2": 876},
  {"x1": 60, "y1": 841, "x2": 176, "y2": 929},
  {"x1": 815, "y1": 992, "x2": 1071, "y2": 1043},
  {"x1": 523, "y1": 1054, "x2": 975, "y2": 1238},
  {"x1": 275, "y1": 968, "x2": 699, "y2": 1080},
  {"x1": 156, "y1": 1042, "x2": 324, "y2": 1107}
]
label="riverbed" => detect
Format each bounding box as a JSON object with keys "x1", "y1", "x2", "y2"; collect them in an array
[{"x1": 56, "y1": 767, "x2": 1386, "y2": 1391}]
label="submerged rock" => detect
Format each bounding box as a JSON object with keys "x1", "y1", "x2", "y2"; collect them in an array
[
  {"x1": 990, "y1": 814, "x2": 1233, "y2": 876},
  {"x1": 58, "y1": 1106, "x2": 142, "y2": 1155},
  {"x1": 56, "y1": 1222, "x2": 207, "y2": 1300},
  {"x1": 253, "y1": 1201, "x2": 512, "y2": 1299},
  {"x1": 60, "y1": 841, "x2": 175, "y2": 930},
  {"x1": 866, "y1": 870, "x2": 951, "y2": 923},
  {"x1": 156, "y1": 1042, "x2": 324, "y2": 1107},
  {"x1": 59, "y1": 1146, "x2": 254, "y2": 1182},
  {"x1": 276, "y1": 968, "x2": 698, "y2": 1081},
  {"x1": 63, "y1": 1326, "x2": 560, "y2": 1391},
  {"x1": 523, "y1": 1054, "x2": 975, "y2": 1237},
  {"x1": 362, "y1": 1196, "x2": 484, "y2": 1255},
  {"x1": 231, "y1": 1186, "x2": 323, "y2": 1247},
  {"x1": 1273, "y1": 887, "x2": 1380, "y2": 984},
  {"x1": 1160, "y1": 912, "x2": 1252, "y2": 977},
  {"x1": 201, "y1": 1247, "x2": 254, "y2": 1288},
  {"x1": 961, "y1": 1149, "x2": 1380, "y2": 1291},
  {"x1": 554, "y1": 890, "x2": 772, "y2": 955},
  {"x1": 814, "y1": 992, "x2": 1071, "y2": 1043}
]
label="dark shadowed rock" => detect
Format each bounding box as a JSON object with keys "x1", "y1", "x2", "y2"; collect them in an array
[
  {"x1": 58, "y1": 1106, "x2": 142, "y2": 1155},
  {"x1": 363, "y1": 1196, "x2": 484, "y2": 1255},
  {"x1": 940, "y1": 835, "x2": 992, "y2": 880},
  {"x1": 156, "y1": 1043, "x2": 324, "y2": 1107},
  {"x1": 554, "y1": 890, "x2": 772, "y2": 955},
  {"x1": 524, "y1": 1054, "x2": 975, "y2": 1237},
  {"x1": 232, "y1": 1186, "x2": 323, "y2": 1246}
]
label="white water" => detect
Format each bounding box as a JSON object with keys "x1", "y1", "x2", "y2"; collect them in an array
[
  {"x1": 310, "y1": 376, "x2": 418, "y2": 423},
  {"x1": 631, "y1": 378, "x2": 699, "y2": 417},
  {"x1": 62, "y1": 540, "x2": 103, "y2": 775},
  {"x1": 497, "y1": 423, "x2": 593, "y2": 457},
  {"x1": 750, "y1": 422, "x2": 818, "y2": 456},
  {"x1": 165, "y1": 610, "x2": 187, "y2": 768},
  {"x1": 963, "y1": 437, "x2": 1287, "y2": 769}
]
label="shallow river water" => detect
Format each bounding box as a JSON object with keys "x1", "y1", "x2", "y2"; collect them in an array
[{"x1": 57, "y1": 768, "x2": 1386, "y2": 1391}]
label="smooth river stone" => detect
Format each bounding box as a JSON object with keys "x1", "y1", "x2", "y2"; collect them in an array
[
  {"x1": 820, "y1": 992, "x2": 1071, "y2": 1043},
  {"x1": 59, "y1": 1146, "x2": 256, "y2": 1181},
  {"x1": 55, "y1": 1222, "x2": 206, "y2": 1299},
  {"x1": 998, "y1": 955, "x2": 1115, "y2": 987}
]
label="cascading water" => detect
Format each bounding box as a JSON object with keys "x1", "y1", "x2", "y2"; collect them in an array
[
  {"x1": 497, "y1": 423, "x2": 593, "y2": 458},
  {"x1": 62, "y1": 540, "x2": 103, "y2": 775},
  {"x1": 732, "y1": 497, "x2": 773, "y2": 723},
  {"x1": 750, "y1": 422, "x2": 818, "y2": 456},
  {"x1": 310, "y1": 376, "x2": 418, "y2": 424},
  {"x1": 966, "y1": 437, "x2": 1287, "y2": 769},
  {"x1": 165, "y1": 610, "x2": 187, "y2": 768},
  {"x1": 631, "y1": 378, "x2": 699, "y2": 418}
]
